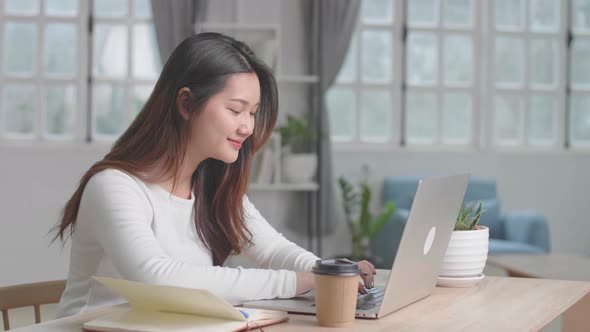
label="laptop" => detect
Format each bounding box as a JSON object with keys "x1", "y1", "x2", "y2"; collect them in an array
[{"x1": 242, "y1": 174, "x2": 470, "y2": 319}]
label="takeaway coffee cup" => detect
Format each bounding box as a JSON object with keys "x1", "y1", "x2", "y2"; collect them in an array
[{"x1": 312, "y1": 259, "x2": 360, "y2": 327}]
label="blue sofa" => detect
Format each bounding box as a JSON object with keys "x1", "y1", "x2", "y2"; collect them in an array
[{"x1": 370, "y1": 176, "x2": 551, "y2": 269}]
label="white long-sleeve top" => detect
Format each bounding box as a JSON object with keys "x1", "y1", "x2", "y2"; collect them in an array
[{"x1": 56, "y1": 169, "x2": 320, "y2": 318}]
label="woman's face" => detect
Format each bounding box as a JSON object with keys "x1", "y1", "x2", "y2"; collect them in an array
[{"x1": 189, "y1": 73, "x2": 260, "y2": 164}]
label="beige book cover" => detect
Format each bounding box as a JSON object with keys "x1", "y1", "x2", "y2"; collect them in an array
[{"x1": 82, "y1": 277, "x2": 288, "y2": 332}]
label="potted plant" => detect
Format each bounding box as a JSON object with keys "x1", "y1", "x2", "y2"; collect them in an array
[
  {"x1": 439, "y1": 201, "x2": 489, "y2": 278},
  {"x1": 276, "y1": 114, "x2": 317, "y2": 183},
  {"x1": 338, "y1": 166, "x2": 396, "y2": 262}
]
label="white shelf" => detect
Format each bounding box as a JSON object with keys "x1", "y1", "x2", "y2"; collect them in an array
[
  {"x1": 276, "y1": 75, "x2": 319, "y2": 84},
  {"x1": 249, "y1": 182, "x2": 319, "y2": 191}
]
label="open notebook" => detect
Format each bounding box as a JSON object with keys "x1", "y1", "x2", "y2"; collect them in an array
[{"x1": 82, "y1": 277, "x2": 289, "y2": 332}]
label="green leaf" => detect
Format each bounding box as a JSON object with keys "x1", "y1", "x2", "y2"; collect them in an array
[
  {"x1": 368, "y1": 202, "x2": 396, "y2": 238},
  {"x1": 359, "y1": 183, "x2": 372, "y2": 234},
  {"x1": 338, "y1": 177, "x2": 354, "y2": 223},
  {"x1": 277, "y1": 114, "x2": 316, "y2": 153},
  {"x1": 454, "y1": 222, "x2": 470, "y2": 231},
  {"x1": 457, "y1": 201, "x2": 475, "y2": 224},
  {"x1": 455, "y1": 200, "x2": 487, "y2": 231},
  {"x1": 457, "y1": 202, "x2": 467, "y2": 223},
  {"x1": 469, "y1": 201, "x2": 486, "y2": 229}
]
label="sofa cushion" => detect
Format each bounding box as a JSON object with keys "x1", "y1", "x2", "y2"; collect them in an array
[
  {"x1": 382, "y1": 177, "x2": 420, "y2": 210},
  {"x1": 465, "y1": 199, "x2": 503, "y2": 239}
]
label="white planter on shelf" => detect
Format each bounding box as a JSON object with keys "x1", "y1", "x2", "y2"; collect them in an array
[
  {"x1": 439, "y1": 226, "x2": 489, "y2": 278},
  {"x1": 282, "y1": 153, "x2": 317, "y2": 183}
]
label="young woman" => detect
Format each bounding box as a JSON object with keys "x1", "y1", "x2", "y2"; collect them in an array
[{"x1": 52, "y1": 32, "x2": 375, "y2": 318}]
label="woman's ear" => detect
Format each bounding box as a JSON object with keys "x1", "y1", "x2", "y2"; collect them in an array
[{"x1": 176, "y1": 87, "x2": 192, "y2": 121}]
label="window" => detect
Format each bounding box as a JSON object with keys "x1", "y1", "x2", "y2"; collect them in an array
[
  {"x1": 328, "y1": 0, "x2": 481, "y2": 147},
  {"x1": 489, "y1": 0, "x2": 565, "y2": 148},
  {"x1": 1, "y1": 0, "x2": 86, "y2": 140},
  {"x1": 91, "y1": 0, "x2": 160, "y2": 141},
  {"x1": 0, "y1": 0, "x2": 161, "y2": 142},
  {"x1": 405, "y1": 0, "x2": 479, "y2": 146},
  {"x1": 328, "y1": 0, "x2": 590, "y2": 150},
  {"x1": 327, "y1": 0, "x2": 403, "y2": 144},
  {"x1": 569, "y1": 0, "x2": 590, "y2": 148}
]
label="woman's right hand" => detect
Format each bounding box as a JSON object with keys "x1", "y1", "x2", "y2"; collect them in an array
[{"x1": 295, "y1": 271, "x2": 315, "y2": 295}]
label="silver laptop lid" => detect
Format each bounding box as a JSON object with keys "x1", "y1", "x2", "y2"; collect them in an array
[{"x1": 377, "y1": 174, "x2": 469, "y2": 318}]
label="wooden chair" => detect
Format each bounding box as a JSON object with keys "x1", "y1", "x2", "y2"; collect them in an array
[{"x1": 0, "y1": 280, "x2": 66, "y2": 330}]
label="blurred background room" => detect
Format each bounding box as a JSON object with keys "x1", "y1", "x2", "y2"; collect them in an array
[{"x1": 1, "y1": 0, "x2": 589, "y2": 330}]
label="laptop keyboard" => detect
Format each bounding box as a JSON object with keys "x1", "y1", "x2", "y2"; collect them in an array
[
  {"x1": 309, "y1": 287, "x2": 385, "y2": 310},
  {"x1": 356, "y1": 287, "x2": 385, "y2": 310}
]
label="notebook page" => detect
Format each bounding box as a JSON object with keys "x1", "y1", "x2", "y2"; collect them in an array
[
  {"x1": 239, "y1": 307, "x2": 288, "y2": 322},
  {"x1": 93, "y1": 276, "x2": 246, "y2": 322},
  {"x1": 83, "y1": 310, "x2": 247, "y2": 332}
]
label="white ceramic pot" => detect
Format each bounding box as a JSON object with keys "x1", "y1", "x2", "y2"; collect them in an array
[
  {"x1": 439, "y1": 226, "x2": 489, "y2": 278},
  {"x1": 282, "y1": 153, "x2": 317, "y2": 183}
]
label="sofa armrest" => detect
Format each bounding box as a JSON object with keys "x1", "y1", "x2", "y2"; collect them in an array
[{"x1": 502, "y1": 210, "x2": 551, "y2": 253}]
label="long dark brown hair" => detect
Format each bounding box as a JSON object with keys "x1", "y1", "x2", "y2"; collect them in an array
[{"x1": 51, "y1": 33, "x2": 278, "y2": 266}]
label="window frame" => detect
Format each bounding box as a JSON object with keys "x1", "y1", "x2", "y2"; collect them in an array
[
  {"x1": 90, "y1": 0, "x2": 159, "y2": 142},
  {"x1": 404, "y1": 0, "x2": 482, "y2": 147},
  {"x1": 331, "y1": 0, "x2": 484, "y2": 151},
  {"x1": 331, "y1": 0, "x2": 590, "y2": 153},
  {"x1": 485, "y1": 0, "x2": 568, "y2": 150},
  {"x1": 568, "y1": 0, "x2": 590, "y2": 149},
  {"x1": 0, "y1": 0, "x2": 159, "y2": 146},
  {"x1": 330, "y1": 0, "x2": 405, "y2": 147},
  {"x1": 0, "y1": 0, "x2": 88, "y2": 143}
]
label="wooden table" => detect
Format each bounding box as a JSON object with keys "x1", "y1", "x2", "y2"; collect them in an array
[
  {"x1": 487, "y1": 254, "x2": 590, "y2": 331},
  {"x1": 10, "y1": 271, "x2": 590, "y2": 332},
  {"x1": 487, "y1": 254, "x2": 590, "y2": 281}
]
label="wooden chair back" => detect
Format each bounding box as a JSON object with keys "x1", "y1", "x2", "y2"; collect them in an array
[{"x1": 0, "y1": 280, "x2": 65, "y2": 330}]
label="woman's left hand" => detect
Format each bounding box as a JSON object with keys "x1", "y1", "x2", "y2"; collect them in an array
[{"x1": 356, "y1": 260, "x2": 376, "y2": 294}]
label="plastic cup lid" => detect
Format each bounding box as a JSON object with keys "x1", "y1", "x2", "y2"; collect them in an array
[{"x1": 312, "y1": 258, "x2": 360, "y2": 276}]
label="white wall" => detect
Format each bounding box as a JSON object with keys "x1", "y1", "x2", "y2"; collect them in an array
[{"x1": 0, "y1": 145, "x2": 109, "y2": 286}]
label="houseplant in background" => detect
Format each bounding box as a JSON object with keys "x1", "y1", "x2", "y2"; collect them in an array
[
  {"x1": 438, "y1": 201, "x2": 489, "y2": 287},
  {"x1": 276, "y1": 114, "x2": 317, "y2": 183},
  {"x1": 338, "y1": 165, "x2": 396, "y2": 262}
]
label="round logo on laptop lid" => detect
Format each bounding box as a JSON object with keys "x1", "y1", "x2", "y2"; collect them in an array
[{"x1": 423, "y1": 226, "x2": 436, "y2": 255}]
